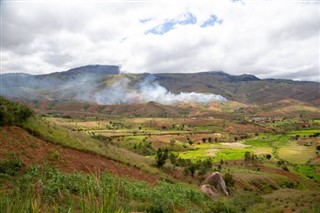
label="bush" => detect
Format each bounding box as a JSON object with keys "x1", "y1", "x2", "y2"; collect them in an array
[
  {"x1": 156, "y1": 148, "x2": 168, "y2": 167},
  {"x1": 282, "y1": 165, "x2": 289, "y2": 171},
  {"x1": 266, "y1": 154, "x2": 272, "y2": 160},
  {"x1": 224, "y1": 173, "x2": 235, "y2": 189},
  {"x1": 0, "y1": 97, "x2": 33, "y2": 125},
  {"x1": 209, "y1": 201, "x2": 235, "y2": 213},
  {"x1": 0, "y1": 153, "x2": 24, "y2": 175},
  {"x1": 169, "y1": 152, "x2": 177, "y2": 165}
]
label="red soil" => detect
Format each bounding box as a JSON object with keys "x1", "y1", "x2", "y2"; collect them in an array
[{"x1": 0, "y1": 126, "x2": 158, "y2": 184}]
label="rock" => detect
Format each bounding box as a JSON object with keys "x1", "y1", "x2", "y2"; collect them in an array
[
  {"x1": 200, "y1": 184, "x2": 220, "y2": 200},
  {"x1": 201, "y1": 172, "x2": 229, "y2": 196}
]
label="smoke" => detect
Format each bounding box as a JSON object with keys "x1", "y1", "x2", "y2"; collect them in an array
[
  {"x1": 0, "y1": 72, "x2": 227, "y2": 105},
  {"x1": 91, "y1": 75, "x2": 227, "y2": 105}
]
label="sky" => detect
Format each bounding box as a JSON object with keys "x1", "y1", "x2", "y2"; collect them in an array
[{"x1": 1, "y1": 0, "x2": 319, "y2": 81}]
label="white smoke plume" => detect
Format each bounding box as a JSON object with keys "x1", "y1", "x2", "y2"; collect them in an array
[{"x1": 91, "y1": 75, "x2": 227, "y2": 105}]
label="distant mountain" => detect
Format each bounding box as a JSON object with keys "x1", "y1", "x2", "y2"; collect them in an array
[
  {"x1": 1, "y1": 65, "x2": 319, "y2": 106},
  {"x1": 48, "y1": 65, "x2": 120, "y2": 76},
  {"x1": 154, "y1": 72, "x2": 320, "y2": 105}
]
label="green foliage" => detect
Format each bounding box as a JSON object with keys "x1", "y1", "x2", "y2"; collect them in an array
[
  {"x1": 224, "y1": 173, "x2": 235, "y2": 189},
  {"x1": 0, "y1": 166, "x2": 211, "y2": 212},
  {"x1": 244, "y1": 151, "x2": 252, "y2": 162},
  {"x1": 208, "y1": 191, "x2": 263, "y2": 213},
  {"x1": 280, "y1": 180, "x2": 296, "y2": 189},
  {"x1": 0, "y1": 153, "x2": 24, "y2": 176},
  {"x1": 156, "y1": 148, "x2": 168, "y2": 167},
  {"x1": 209, "y1": 201, "x2": 233, "y2": 213},
  {"x1": 135, "y1": 140, "x2": 156, "y2": 156},
  {"x1": 295, "y1": 165, "x2": 320, "y2": 181},
  {"x1": 0, "y1": 96, "x2": 33, "y2": 125},
  {"x1": 230, "y1": 191, "x2": 263, "y2": 212},
  {"x1": 282, "y1": 165, "x2": 289, "y2": 171},
  {"x1": 169, "y1": 152, "x2": 177, "y2": 165},
  {"x1": 266, "y1": 154, "x2": 272, "y2": 160},
  {"x1": 182, "y1": 158, "x2": 213, "y2": 177}
]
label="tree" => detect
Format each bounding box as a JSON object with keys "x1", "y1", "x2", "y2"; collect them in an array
[
  {"x1": 266, "y1": 154, "x2": 272, "y2": 160},
  {"x1": 156, "y1": 148, "x2": 168, "y2": 167},
  {"x1": 188, "y1": 163, "x2": 197, "y2": 177}
]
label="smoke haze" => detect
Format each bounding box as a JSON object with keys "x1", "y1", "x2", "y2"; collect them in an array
[
  {"x1": 0, "y1": 70, "x2": 227, "y2": 105},
  {"x1": 89, "y1": 75, "x2": 227, "y2": 105}
]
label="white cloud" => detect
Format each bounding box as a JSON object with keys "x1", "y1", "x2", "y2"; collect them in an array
[{"x1": 1, "y1": 0, "x2": 319, "y2": 81}]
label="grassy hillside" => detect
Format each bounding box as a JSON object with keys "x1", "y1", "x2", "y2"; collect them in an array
[{"x1": 1, "y1": 97, "x2": 320, "y2": 212}]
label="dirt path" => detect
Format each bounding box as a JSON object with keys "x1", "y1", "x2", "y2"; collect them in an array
[{"x1": 0, "y1": 126, "x2": 159, "y2": 184}]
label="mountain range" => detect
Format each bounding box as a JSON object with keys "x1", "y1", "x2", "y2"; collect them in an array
[{"x1": 1, "y1": 65, "x2": 319, "y2": 106}]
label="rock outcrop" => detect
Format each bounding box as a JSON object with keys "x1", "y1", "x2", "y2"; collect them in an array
[{"x1": 200, "y1": 172, "x2": 229, "y2": 199}]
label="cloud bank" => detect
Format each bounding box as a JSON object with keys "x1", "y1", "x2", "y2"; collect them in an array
[{"x1": 1, "y1": 0, "x2": 319, "y2": 81}]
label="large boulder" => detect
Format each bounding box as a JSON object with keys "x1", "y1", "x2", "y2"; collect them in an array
[
  {"x1": 200, "y1": 184, "x2": 220, "y2": 200},
  {"x1": 201, "y1": 172, "x2": 229, "y2": 199}
]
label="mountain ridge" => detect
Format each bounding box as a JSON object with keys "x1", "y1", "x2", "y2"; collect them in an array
[{"x1": 1, "y1": 64, "x2": 319, "y2": 106}]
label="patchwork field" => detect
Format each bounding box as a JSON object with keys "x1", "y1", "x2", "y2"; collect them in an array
[{"x1": 44, "y1": 116, "x2": 320, "y2": 180}]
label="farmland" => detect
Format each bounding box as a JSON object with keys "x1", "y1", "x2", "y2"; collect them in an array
[
  {"x1": 1, "y1": 97, "x2": 320, "y2": 212},
  {"x1": 44, "y1": 116, "x2": 320, "y2": 165}
]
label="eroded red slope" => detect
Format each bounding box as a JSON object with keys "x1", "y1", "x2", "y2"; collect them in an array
[{"x1": 0, "y1": 126, "x2": 158, "y2": 184}]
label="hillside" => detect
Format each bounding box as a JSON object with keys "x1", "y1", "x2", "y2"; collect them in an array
[
  {"x1": 1, "y1": 97, "x2": 320, "y2": 212},
  {"x1": 1, "y1": 65, "x2": 319, "y2": 106}
]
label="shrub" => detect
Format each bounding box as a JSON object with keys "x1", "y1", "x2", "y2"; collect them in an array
[
  {"x1": 0, "y1": 153, "x2": 24, "y2": 175},
  {"x1": 209, "y1": 201, "x2": 235, "y2": 213},
  {"x1": 224, "y1": 173, "x2": 235, "y2": 189},
  {"x1": 282, "y1": 165, "x2": 289, "y2": 171},
  {"x1": 169, "y1": 152, "x2": 177, "y2": 165},
  {"x1": 230, "y1": 191, "x2": 263, "y2": 212},
  {"x1": 156, "y1": 148, "x2": 168, "y2": 168},
  {"x1": 0, "y1": 96, "x2": 33, "y2": 125}
]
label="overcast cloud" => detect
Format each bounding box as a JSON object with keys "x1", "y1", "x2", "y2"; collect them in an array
[{"x1": 1, "y1": 0, "x2": 319, "y2": 81}]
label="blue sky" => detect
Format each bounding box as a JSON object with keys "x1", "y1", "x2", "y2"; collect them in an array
[{"x1": 146, "y1": 12, "x2": 197, "y2": 35}]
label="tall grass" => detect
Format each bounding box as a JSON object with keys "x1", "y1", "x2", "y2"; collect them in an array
[{"x1": 0, "y1": 166, "x2": 211, "y2": 212}]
